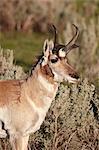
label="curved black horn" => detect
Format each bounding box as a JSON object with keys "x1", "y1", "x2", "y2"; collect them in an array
[
  {"x1": 65, "y1": 24, "x2": 79, "y2": 54},
  {"x1": 52, "y1": 25, "x2": 58, "y2": 46},
  {"x1": 66, "y1": 24, "x2": 79, "y2": 47}
]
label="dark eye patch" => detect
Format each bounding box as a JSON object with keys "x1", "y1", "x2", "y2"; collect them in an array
[{"x1": 50, "y1": 58, "x2": 58, "y2": 63}]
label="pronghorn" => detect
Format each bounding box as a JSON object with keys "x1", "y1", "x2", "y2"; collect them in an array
[{"x1": 0, "y1": 25, "x2": 79, "y2": 150}]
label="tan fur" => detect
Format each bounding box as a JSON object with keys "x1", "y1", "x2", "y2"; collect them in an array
[
  {"x1": 0, "y1": 40, "x2": 79, "y2": 150},
  {"x1": 0, "y1": 65, "x2": 58, "y2": 150},
  {"x1": 0, "y1": 80, "x2": 23, "y2": 106}
]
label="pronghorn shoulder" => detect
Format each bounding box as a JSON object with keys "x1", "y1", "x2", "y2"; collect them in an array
[{"x1": 0, "y1": 79, "x2": 24, "y2": 107}]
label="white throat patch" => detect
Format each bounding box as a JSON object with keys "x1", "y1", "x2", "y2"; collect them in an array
[{"x1": 38, "y1": 75, "x2": 54, "y2": 92}]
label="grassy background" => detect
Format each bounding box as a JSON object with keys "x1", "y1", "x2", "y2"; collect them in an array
[{"x1": 0, "y1": 32, "x2": 47, "y2": 71}]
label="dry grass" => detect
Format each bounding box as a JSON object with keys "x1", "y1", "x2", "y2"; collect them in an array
[
  {"x1": 30, "y1": 79, "x2": 99, "y2": 150},
  {"x1": 0, "y1": 48, "x2": 26, "y2": 80}
]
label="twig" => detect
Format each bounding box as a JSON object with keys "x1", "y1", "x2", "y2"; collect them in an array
[{"x1": 65, "y1": 130, "x2": 77, "y2": 150}]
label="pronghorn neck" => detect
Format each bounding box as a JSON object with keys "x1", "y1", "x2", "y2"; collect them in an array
[
  {"x1": 27, "y1": 61, "x2": 58, "y2": 93},
  {"x1": 24, "y1": 62, "x2": 59, "y2": 108},
  {"x1": 39, "y1": 64, "x2": 54, "y2": 83},
  {"x1": 30, "y1": 61, "x2": 57, "y2": 86}
]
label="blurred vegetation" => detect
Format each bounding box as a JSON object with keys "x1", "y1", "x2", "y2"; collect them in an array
[
  {"x1": 0, "y1": 0, "x2": 99, "y2": 149},
  {"x1": 0, "y1": 48, "x2": 26, "y2": 79},
  {"x1": 0, "y1": 32, "x2": 47, "y2": 71},
  {"x1": 0, "y1": 0, "x2": 65, "y2": 32}
]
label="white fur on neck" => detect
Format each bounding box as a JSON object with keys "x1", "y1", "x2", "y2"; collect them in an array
[
  {"x1": 25, "y1": 93, "x2": 53, "y2": 135},
  {"x1": 38, "y1": 75, "x2": 54, "y2": 92},
  {"x1": 53, "y1": 71, "x2": 63, "y2": 82}
]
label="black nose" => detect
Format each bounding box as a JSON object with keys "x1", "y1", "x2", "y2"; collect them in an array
[{"x1": 69, "y1": 73, "x2": 79, "y2": 79}]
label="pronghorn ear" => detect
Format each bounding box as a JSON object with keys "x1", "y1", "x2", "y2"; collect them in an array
[
  {"x1": 42, "y1": 39, "x2": 49, "y2": 66},
  {"x1": 43, "y1": 39, "x2": 49, "y2": 58},
  {"x1": 48, "y1": 40, "x2": 54, "y2": 52},
  {"x1": 42, "y1": 39, "x2": 54, "y2": 66},
  {"x1": 43, "y1": 39, "x2": 54, "y2": 57}
]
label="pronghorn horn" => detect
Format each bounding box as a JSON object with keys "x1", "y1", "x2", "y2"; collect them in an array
[
  {"x1": 52, "y1": 25, "x2": 58, "y2": 47},
  {"x1": 65, "y1": 24, "x2": 79, "y2": 54}
]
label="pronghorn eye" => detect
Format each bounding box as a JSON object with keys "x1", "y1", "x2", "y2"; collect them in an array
[{"x1": 50, "y1": 58, "x2": 58, "y2": 63}]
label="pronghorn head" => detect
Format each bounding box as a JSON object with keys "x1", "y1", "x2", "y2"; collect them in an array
[{"x1": 41, "y1": 24, "x2": 79, "y2": 83}]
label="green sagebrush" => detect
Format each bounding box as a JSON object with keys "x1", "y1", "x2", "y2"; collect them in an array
[
  {"x1": 31, "y1": 79, "x2": 99, "y2": 150},
  {"x1": 0, "y1": 47, "x2": 26, "y2": 80}
]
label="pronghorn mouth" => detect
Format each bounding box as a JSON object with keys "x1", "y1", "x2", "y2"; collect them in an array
[
  {"x1": 68, "y1": 79, "x2": 78, "y2": 83},
  {"x1": 65, "y1": 76, "x2": 79, "y2": 83}
]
